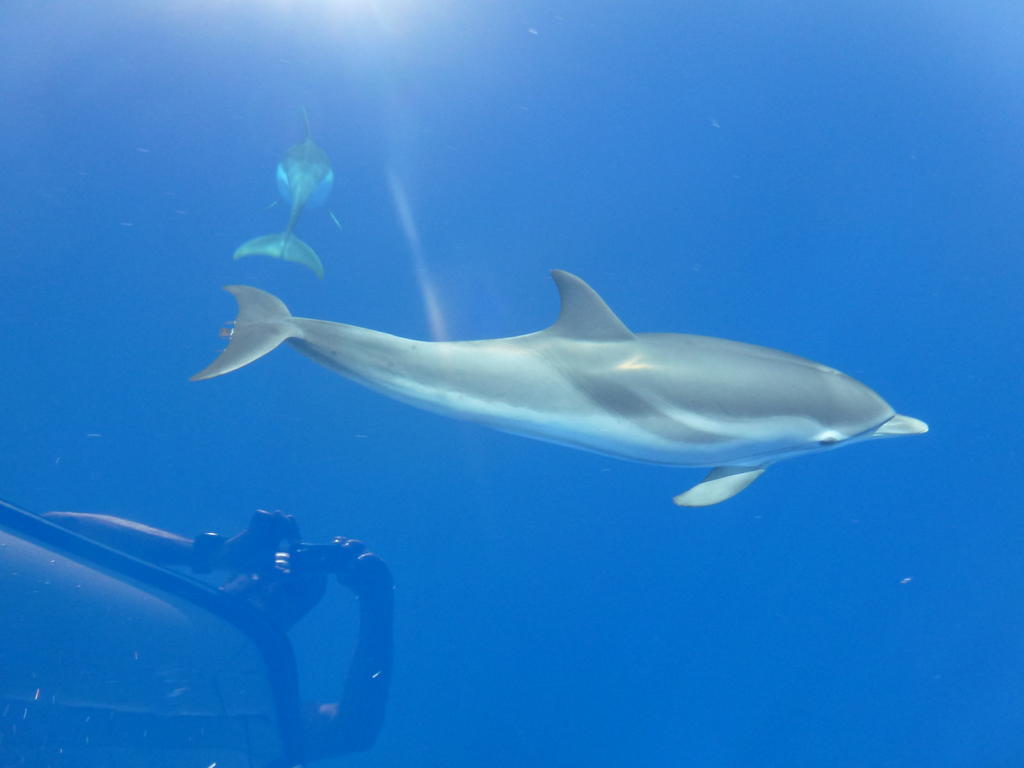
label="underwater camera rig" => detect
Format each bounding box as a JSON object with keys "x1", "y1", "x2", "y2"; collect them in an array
[{"x1": 0, "y1": 501, "x2": 392, "y2": 768}]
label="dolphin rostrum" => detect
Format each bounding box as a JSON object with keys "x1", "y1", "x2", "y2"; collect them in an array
[
  {"x1": 234, "y1": 110, "x2": 334, "y2": 278},
  {"x1": 191, "y1": 271, "x2": 928, "y2": 506}
]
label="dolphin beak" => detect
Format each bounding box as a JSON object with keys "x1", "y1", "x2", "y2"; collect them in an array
[{"x1": 872, "y1": 414, "x2": 929, "y2": 438}]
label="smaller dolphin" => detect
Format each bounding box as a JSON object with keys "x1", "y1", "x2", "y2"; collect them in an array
[
  {"x1": 191, "y1": 271, "x2": 928, "y2": 506},
  {"x1": 234, "y1": 110, "x2": 334, "y2": 278}
]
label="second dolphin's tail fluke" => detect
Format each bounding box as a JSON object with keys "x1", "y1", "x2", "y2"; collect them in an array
[
  {"x1": 233, "y1": 233, "x2": 325, "y2": 279},
  {"x1": 190, "y1": 286, "x2": 300, "y2": 382}
]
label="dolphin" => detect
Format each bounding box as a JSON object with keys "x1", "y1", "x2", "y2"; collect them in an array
[
  {"x1": 234, "y1": 110, "x2": 334, "y2": 278},
  {"x1": 191, "y1": 271, "x2": 928, "y2": 506}
]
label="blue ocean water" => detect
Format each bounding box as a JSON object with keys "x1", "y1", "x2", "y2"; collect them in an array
[{"x1": 2, "y1": 1, "x2": 1022, "y2": 765}]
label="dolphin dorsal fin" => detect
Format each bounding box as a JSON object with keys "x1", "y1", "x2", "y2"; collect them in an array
[{"x1": 546, "y1": 270, "x2": 634, "y2": 341}]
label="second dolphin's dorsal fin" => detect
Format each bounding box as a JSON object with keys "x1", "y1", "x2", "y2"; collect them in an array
[{"x1": 545, "y1": 270, "x2": 635, "y2": 341}]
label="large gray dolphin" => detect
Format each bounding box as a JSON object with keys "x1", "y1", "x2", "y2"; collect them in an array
[
  {"x1": 234, "y1": 111, "x2": 333, "y2": 278},
  {"x1": 191, "y1": 271, "x2": 927, "y2": 506}
]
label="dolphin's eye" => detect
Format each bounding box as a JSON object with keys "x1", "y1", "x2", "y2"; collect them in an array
[{"x1": 817, "y1": 432, "x2": 841, "y2": 446}]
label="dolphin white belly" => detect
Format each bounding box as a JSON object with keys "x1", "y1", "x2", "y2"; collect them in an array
[{"x1": 192, "y1": 271, "x2": 927, "y2": 506}]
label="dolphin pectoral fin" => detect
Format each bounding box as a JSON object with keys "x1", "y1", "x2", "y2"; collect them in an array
[
  {"x1": 673, "y1": 466, "x2": 768, "y2": 507},
  {"x1": 234, "y1": 233, "x2": 325, "y2": 278},
  {"x1": 190, "y1": 285, "x2": 298, "y2": 382}
]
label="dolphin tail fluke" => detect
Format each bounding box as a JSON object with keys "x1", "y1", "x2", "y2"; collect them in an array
[
  {"x1": 190, "y1": 286, "x2": 299, "y2": 382},
  {"x1": 233, "y1": 233, "x2": 325, "y2": 279}
]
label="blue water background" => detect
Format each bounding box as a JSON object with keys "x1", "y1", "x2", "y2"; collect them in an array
[{"x1": 2, "y1": 1, "x2": 1022, "y2": 765}]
